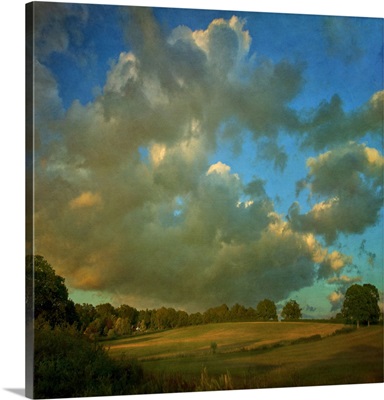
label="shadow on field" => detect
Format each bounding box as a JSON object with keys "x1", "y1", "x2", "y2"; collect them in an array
[
  {"x1": 116, "y1": 336, "x2": 158, "y2": 345},
  {"x1": 297, "y1": 344, "x2": 384, "y2": 386}
]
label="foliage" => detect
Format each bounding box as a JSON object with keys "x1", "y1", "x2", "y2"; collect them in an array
[
  {"x1": 210, "y1": 341, "x2": 218, "y2": 354},
  {"x1": 34, "y1": 323, "x2": 143, "y2": 398},
  {"x1": 342, "y1": 283, "x2": 381, "y2": 327},
  {"x1": 256, "y1": 299, "x2": 278, "y2": 320},
  {"x1": 75, "y1": 303, "x2": 97, "y2": 332},
  {"x1": 281, "y1": 299, "x2": 302, "y2": 320},
  {"x1": 26, "y1": 255, "x2": 78, "y2": 328}
]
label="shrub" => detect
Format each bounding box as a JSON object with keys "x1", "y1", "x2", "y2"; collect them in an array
[
  {"x1": 34, "y1": 324, "x2": 143, "y2": 398},
  {"x1": 210, "y1": 341, "x2": 218, "y2": 354},
  {"x1": 332, "y1": 326, "x2": 356, "y2": 336}
]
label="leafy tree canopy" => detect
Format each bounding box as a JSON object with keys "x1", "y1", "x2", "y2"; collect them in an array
[
  {"x1": 26, "y1": 255, "x2": 78, "y2": 328},
  {"x1": 342, "y1": 283, "x2": 380, "y2": 327},
  {"x1": 256, "y1": 299, "x2": 278, "y2": 321},
  {"x1": 281, "y1": 299, "x2": 302, "y2": 320}
]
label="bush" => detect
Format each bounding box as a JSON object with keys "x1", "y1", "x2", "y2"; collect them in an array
[
  {"x1": 34, "y1": 324, "x2": 143, "y2": 398},
  {"x1": 210, "y1": 341, "x2": 218, "y2": 354},
  {"x1": 331, "y1": 326, "x2": 356, "y2": 336}
]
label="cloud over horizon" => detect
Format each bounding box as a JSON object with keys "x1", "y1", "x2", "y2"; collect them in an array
[{"x1": 31, "y1": 4, "x2": 383, "y2": 314}]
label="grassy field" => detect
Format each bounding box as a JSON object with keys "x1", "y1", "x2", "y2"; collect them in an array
[{"x1": 103, "y1": 322, "x2": 383, "y2": 391}]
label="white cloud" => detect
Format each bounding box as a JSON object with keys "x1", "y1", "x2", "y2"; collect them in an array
[{"x1": 207, "y1": 161, "x2": 231, "y2": 175}]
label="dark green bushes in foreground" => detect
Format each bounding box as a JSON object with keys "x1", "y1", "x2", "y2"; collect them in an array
[{"x1": 34, "y1": 324, "x2": 143, "y2": 398}]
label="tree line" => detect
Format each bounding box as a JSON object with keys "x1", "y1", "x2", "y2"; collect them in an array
[
  {"x1": 27, "y1": 255, "x2": 381, "y2": 339},
  {"x1": 27, "y1": 256, "x2": 306, "y2": 340}
]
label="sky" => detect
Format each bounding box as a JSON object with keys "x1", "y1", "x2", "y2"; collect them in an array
[{"x1": 29, "y1": 0, "x2": 383, "y2": 318}]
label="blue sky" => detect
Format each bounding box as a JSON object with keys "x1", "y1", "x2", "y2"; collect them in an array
[{"x1": 30, "y1": 1, "x2": 383, "y2": 318}]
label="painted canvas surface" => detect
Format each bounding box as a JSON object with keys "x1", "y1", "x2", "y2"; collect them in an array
[{"x1": 25, "y1": 1, "x2": 383, "y2": 398}]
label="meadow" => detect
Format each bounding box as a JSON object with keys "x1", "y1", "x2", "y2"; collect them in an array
[{"x1": 103, "y1": 322, "x2": 384, "y2": 391}]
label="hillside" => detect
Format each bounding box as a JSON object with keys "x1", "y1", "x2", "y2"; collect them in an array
[
  {"x1": 104, "y1": 322, "x2": 383, "y2": 389},
  {"x1": 105, "y1": 321, "x2": 342, "y2": 360}
]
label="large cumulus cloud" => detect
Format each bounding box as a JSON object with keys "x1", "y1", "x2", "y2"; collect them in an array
[{"x1": 32, "y1": 5, "x2": 382, "y2": 312}]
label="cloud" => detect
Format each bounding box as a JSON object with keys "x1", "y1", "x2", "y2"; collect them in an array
[
  {"x1": 34, "y1": 2, "x2": 89, "y2": 60},
  {"x1": 207, "y1": 161, "x2": 232, "y2": 175},
  {"x1": 301, "y1": 91, "x2": 384, "y2": 150},
  {"x1": 327, "y1": 275, "x2": 362, "y2": 285},
  {"x1": 318, "y1": 252, "x2": 353, "y2": 279},
  {"x1": 32, "y1": 6, "x2": 382, "y2": 312},
  {"x1": 34, "y1": 61, "x2": 64, "y2": 124},
  {"x1": 290, "y1": 142, "x2": 383, "y2": 243},
  {"x1": 69, "y1": 191, "x2": 102, "y2": 209},
  {"x1": 328, "y1": 291, "x2": 344, "y2": 311}
]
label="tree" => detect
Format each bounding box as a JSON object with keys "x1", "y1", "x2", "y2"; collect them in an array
[
  {"x1": 256, "y1": 299, "x2": 278, "y2": 321},
  {"x1": 26, "y1": 255, "x2": 78, "y2": 328},
  {"x1": 229, "y1": 303, "x2": 247, "y2": 321},
  {"x1": 188, "y1": 312, "x2": 203, "y2": 325},
  {"x1": 342, "y1": 283, "x2": 380, "y2": 328},
  {"x1": 203, "y1": 304, "x2": 229, "y2": 323},
  {"x1": 114, "y1": 317, "x2": 131, "y2": 336},
  {"x1": 281, "y1": 299, "x2": 302, "y2": 320},
  {"x1": 116, "y1": 304, "x2": 139, "y2": 327},
  {"x1": 75, "y1": 303, "x2": 97, "y2": 332},
  {"x1": 96, "y1": 303, "x2": 117, "y2": 335}
]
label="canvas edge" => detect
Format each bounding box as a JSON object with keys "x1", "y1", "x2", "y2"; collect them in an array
[{"x1": 25, "y1": 2, "x2": 35, "y2": 399}]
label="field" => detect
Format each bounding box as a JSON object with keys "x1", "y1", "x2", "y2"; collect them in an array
[{"x1": 103, "y1": 322, "x2": 384, "y2": 390}]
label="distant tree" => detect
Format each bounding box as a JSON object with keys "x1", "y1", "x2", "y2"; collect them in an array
[
  {"x1": 246, "y1": 306, "x2": 258, "y2": 320},
  {"x1": 256, "y1": 299, "x2": 278, "y2": 321},
  {"x1": 96, "y1": 303, "x2": 117, "y2": 335},
  {"x1": 114, "y1": 317, "x2": 131, "y2": 336},
  {"x1": 176, "y1": 310, "x2": 189, "y2": 327},
  {"x1": 138, "y1": 309, "x2": 153, "y2": 330},
  {"x1": 153, "y1": 307, "x2": 178, "y2": 330},
  {"x1": 75, "y1": 303, "x2": 97, "y2": 332},
  {"x1": 342, "y1": 283, "x2": 380, "y2": 328},
  {"x1": 96, "y1": 303, "x2": 116, "y2": 319},
  {"x1": 26, "y1": 255, "x2": 78, "y2": 328},
  {"x1": 229, "y1": 303, "x2": 247, "y2": 321},
  {"x1": 188, "y1": 312, "x2": 203, "y2": 325},
  {"x1": 116, "y1": 304, "x2": 139, "y2": 327},
  {"x1": 281, "y1": 300, "x2": 302, "y2": 320},
  {"x1": 203, "y1": 304, "x2": 229, "y2": 323}
]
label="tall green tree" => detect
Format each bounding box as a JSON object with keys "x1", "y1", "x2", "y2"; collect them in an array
[
  {"x1": 281, "y1": 299, "x2": 302, "y2": 320},
  {"x1": 26, "y1": 255, "x2": 78, "y2": 328},
  {"x1": 256, "y1": 299, "x2": 278, "y2": 321},
  {"x1": 342, "y1": 283, "x2": 380, "y2": 327}
]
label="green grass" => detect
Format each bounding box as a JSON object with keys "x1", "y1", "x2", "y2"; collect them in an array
[
  {"x1": 104, "y1": 321, "x2": 342, "y2": 360},
  {"x1": 103, "y1": 322, "x2": 383, "y2": 390}
]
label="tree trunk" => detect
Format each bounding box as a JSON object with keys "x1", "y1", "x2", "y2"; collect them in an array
[{"x1": 357, "y1": 320, "x2": 359, "y2": 328}]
